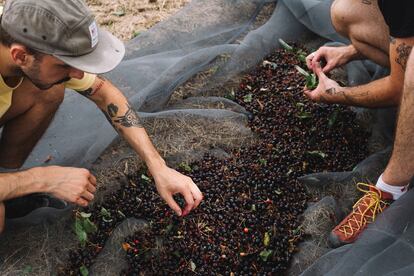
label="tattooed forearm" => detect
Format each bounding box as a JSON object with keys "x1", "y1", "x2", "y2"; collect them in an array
[
  {"x1": 362, "y1": 0, "x2": 372, "y2": 4},
  {"x1": 396, "y1": 43, "x2": 413, "y2": 70},
  {"x1": 76, "y1": 76, "x2": 106, "y2": 98},
  {"x1": 105, "y1": 103, "x2": 143, "y2": 128},
  {"x1": 324, "y1": 87, "x2": 370, "y2": 105}
]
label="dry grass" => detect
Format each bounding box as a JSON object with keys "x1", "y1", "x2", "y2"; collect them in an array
[{"x1": 0, "y1": 0, "x2": 189, "y2": 41}]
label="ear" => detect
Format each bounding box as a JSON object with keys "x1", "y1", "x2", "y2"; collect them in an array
[{"x1": 9, "y1": 44, "x2": 32, "y2": 66}]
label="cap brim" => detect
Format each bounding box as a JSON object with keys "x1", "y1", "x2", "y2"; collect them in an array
[{"x1": 54, "y1": 29, "x2": 125, "y2": 74}]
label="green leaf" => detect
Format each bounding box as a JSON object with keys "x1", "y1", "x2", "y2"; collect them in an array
[
  {"x1": 141, "y1": 174, "x2": 151, "y2": 182},
  {"x1": 190, "y1": 260, "x2": 196, "y2": 272},
  {"x1": 22, "y1": 265, "x2": 32, "y2": 275},
  {"x1": 80, "y1": 265, "x2": 89, "y2": 276},
  {"x1": 296, "y1": 111, "x2": 312, "y2": 119},
  {"x1": 262, "y1": 60, "x2": 278, "y2": 69},
  {"x1": 297, "y1": 53, "x2": 307, "y2": 63},
  {"x1": 165, "y1": 224, "x2": 174, "y2": 234},
  {"x1": 75, "y1": 219, "x2": 87, "y2": 247},
  {"x1": 243, "y1": 94, "x2": 253, "y2": 103},
  {"x1": 259, "y1": 249, "x2": 273, "y2": 262},
  {"x1": 263, "y1": 232, "x2": 271, "y2": 247},
  {"x1": 278, "y1": 38, "x2": 294, "y2": 52},
  {"x1": 275, "y1": 189, "x2": 282, "y2": 195},
  {"x1": 118, "y1": 210, "x2": 127, "y2": 218},
  {"x1": 307, "y1": 151, "x2": 327, "y2": 159},
  {"x1": 80, "y1": 212, "x2": 91, "y2": 218},
  {"x1": 178, "y1": 162, "x2": 192, "y2": 173},
  {"x1": 100, "y1": 207, "x2": 111, "y2": 218},
  {"x1": 132, "y1": 31, "x2": 140, "y2": 38},
  {"x1": 82, "y1": 218, "x2": 97, "y2": 234},
  {"x1": 292, "y1": 227, "x2": 301, "y2": 235},
  {"x1": 112, "y1": 10, "x2": 126, "y2": 17},
  {"x1": 258, "y1": 159, "x2": 267, "y2": 166},
  {"x1": 328, "y1": 109, "x2": 340, "y2": 128},
  {"x1": 173, "y1": 250, "x2": 181, "y2": 258},
  {"x1": 294, "y1": 65, "x2": 310, "y2": 78},
  {"x1": 306, "y1": 73, "x2": 318, "y2": 89}
]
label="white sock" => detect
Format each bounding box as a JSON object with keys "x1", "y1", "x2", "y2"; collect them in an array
[{"x1": 375, "y1": 174, "x2": 409, "y2": 200}]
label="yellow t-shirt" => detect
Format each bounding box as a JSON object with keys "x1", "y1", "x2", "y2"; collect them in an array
[{"x1": 0, "y1": 73, "x2": 96, "y2": 119}]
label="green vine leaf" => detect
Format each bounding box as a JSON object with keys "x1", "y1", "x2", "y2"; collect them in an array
[{"x1": 259, "y1": 249, "x2": 273, "y2": 262}]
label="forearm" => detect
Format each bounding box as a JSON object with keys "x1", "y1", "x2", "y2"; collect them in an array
[
  {"x1": 322, "y1": 76, "x2": 401, "y2": 107},
  {"x1": 96, "y1": 82, "x2": 165, "y2": 171},
  {"x1": 0, "y1": 169, "x2": 44, "y2": 201}
]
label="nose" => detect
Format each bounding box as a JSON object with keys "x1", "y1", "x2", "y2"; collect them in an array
[{"x1": 68, "y1": 68, "x2": 85, "y2": 79}]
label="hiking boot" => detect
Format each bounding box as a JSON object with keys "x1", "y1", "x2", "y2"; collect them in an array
[{"x1": 329, "y1": 183, "x2": 393, "y2": 248}]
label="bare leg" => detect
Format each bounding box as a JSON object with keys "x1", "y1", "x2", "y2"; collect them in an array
[
  {"x1": 0, "y1": 202, "x2": 4, "y2": 233},
  {"x1": 382, "y1": 52, "x2": 414, "y2": 185},
  {"x1": 0, "y1": 80, "x2": 65, "y2": 168},
  {"x1": 331, "y1": 0, "x2": 390, "y2": 67}
]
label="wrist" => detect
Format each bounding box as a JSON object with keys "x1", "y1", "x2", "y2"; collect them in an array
[
  {"x1": 146, "y1": 156, "x2": 167, "y2": 174},
  {"x1": 25, "y1": 167, "x2": 49, "y2": 193},
  {"x1": 345, "y1": 44, "x2": 362, "y2": 61}
]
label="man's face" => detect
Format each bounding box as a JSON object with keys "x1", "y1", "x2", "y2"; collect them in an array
[{"x1": 21, "y1": 54, "x2": 84, "y2": 90}]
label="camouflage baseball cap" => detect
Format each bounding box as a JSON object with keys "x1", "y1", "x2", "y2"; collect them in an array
[{"x1": 0, "y1": 0, "x2": 125, "y2": 74}]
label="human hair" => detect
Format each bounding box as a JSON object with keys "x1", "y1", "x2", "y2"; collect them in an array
[{"x1": 0, "y1": 21, "x2": 43, "y2": 60}]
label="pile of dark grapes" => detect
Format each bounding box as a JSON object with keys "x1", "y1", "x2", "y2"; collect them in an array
[{"x1": 63, "y1": 46, "x2": 369, "y2": 275}]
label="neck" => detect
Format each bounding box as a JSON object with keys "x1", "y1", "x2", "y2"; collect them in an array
[{"x1": 0, "y1": 44, "x2": 21, "y2": 78}]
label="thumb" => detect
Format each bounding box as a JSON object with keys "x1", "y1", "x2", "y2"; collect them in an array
[
  {"x1": 313, "y1": 62, "x2": 328, "y2": 82},
  {"x1": 303, "y1": 88, "x2": 314, "y2": 100}
]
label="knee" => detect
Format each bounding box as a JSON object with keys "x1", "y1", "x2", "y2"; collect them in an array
[
  {"x1": 35, "y1": 85, "x2": 65, "y2": 110},
  {"x1": 331, "y1": 0, "x2": 352, "y2": 38}
]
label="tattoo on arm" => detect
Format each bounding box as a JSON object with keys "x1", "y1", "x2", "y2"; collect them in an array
[
  {"x1": 76, "y1": 76, "x2": 107, "y2": 98},
  {"x1": 104, "y1": 103, "x2": 143, "y2": 128},
  {"x1": 396, "y1": 43, "x2": 413, "y2": 70},
  {"x1": 325, "y1": 88, "x2": 337, "y2": 95},
  {"x1": 324, "y1": 87, "x2": 370, "y2": 105},
  {"x1": 76, "y1": 87, "x2": 94, "y2": 97}
]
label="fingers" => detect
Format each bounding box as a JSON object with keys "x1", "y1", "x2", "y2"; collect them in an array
[
  {"x1": 322, "y1": 61, "x2": 335, "y2": 73},
  {"x1": 312, "y1": 62, "x2": 328, "y2": 82},
  {"x1": 303, "y1": 88, "x2": 314, "y2": 100},
  {"x1": 182, "y1": 189, "x2": 195, "y2": 217},
  {"x1": 86, "y1": 183, "x2": 96, "y2": 193},
  {"x1": 191, "y1": 183, "x2": 203, "y2": 209},
  {"x1": 75, "y1": 197, "x2": 89, "y2": 207},
  {"x1": 163, "y1": 194, "x2": 182, "y2": 216},
  {"x1": 81, "y1": 191, "x2": 94, "y2": 202},
  {"x1": 306, "y1": 52, "x2": 314, "y2": 69},
  {"x1": 88, "y1": 173, "x2": 97, "y2": 186}
]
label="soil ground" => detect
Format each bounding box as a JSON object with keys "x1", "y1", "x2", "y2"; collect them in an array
[{"x1": 0, "y1": 0, "x2": 189, "y2": 41}]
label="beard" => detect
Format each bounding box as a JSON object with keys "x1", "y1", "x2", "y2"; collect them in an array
[{"x1": 20, "y1": 61, "x2": 70, "y2": 90}]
